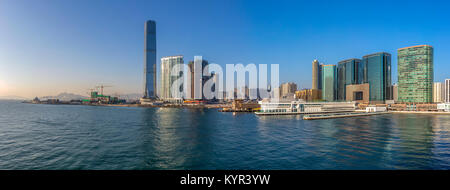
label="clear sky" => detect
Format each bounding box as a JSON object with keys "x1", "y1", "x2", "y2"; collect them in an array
[{"x1": 1, "y1": 0, "x2": 449, "y2": 98}]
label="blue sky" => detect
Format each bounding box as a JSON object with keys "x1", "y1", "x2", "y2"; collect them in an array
[{"x1": 1, "y1": 0, "x2": 449, "y2": 98}]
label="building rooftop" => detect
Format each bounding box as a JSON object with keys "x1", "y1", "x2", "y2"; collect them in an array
[
  {"x1": 161, "y1": 55, "x2": 183, "y2": 59},
  {"x1": 362, "y1": 52, "x2": 391, "y2": 58},
  {"x1": 398, "y1": 45, "x2": 433, "y2": 50},
  {"x1": 338, "y1": 58, "x2": 361, "y2": 64}
]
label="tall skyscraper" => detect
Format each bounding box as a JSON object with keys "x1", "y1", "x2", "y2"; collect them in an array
[
  {"x1": 187, "y1": 61, "x2": 195, "y2": 100},
  {"x1": 322, "y1": 65, "x2": 337, "y2": 102},
  {"x1": 362, "y1": 52, "x2": 392, "y2": 103},
  {"x1": 312, "y1": 59, "x2": 322, "y2": 90},
  {"x1": 397, "y1": 45, "x2": 434, "y2": 103},
  {"x1": 143, "y1": 20, "x2": 157, "y2": 99},
  {"x1": 160, "y1": 55, "x2": 184, "y2": 101},
  {"x1": 187, "y1": 57, "x2": 209, "y2": 100},
  {"x1": 433, "y1": 82, "x2": 444, "y2": 103},
  {"x1": 318, "y1": 64, "x2": 322, "y2": 90},
  {"x1": 337, "y1": 58, "x2": 361, "y2": 101},
  {"x1": 445, "y1": 79, "x2": 450, "y2": 103}
]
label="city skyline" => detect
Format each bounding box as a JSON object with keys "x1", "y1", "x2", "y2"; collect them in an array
[{"x1": 1, "y1": 0, "x2": 450, "y2": 98}]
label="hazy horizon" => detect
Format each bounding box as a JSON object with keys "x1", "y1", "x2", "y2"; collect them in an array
[{"x1": 1, "y1": 0, "x2": 450, "y2": 98}]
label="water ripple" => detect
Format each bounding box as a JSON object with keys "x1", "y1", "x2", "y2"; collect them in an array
[{"x1": 0, "y1": 100, "x2": 449, "y2": 169}]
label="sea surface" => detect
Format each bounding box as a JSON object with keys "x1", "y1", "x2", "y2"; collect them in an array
[{"x1": 0, "y1": 100, "x2": 449, "y2": 169}]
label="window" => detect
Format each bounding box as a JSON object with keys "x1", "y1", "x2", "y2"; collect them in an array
[{"x1": 354, "y1": 91, "x2": 363, "y2": 101}]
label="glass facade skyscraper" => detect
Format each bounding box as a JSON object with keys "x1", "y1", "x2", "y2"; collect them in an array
[
  {"x1": 312, "y1": 60, "x2": 322, "y2": 90},
  {"x1": 397, "y1": 45, "x2": 433, "y2": 103},
  {"x1": 362, "y1": 52, "x2": 392, "y2": 102},
  {"x1": 322, "y1": 65, "x2": 337, "y2": 102},
  {"x1": 337, "y1": 58, "x2": 361, "y2": 101},
  {"x1": 143, "y1": 20, "x2": 157, "y2": 99}
]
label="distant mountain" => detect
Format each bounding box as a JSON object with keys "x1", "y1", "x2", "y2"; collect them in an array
[
  {"x1": 0, "y1": 96, "x2": 28, "y2": 100},
  {"x1": 41, "y1": 92, "x2": 88, "y2": 101},
  {"x1": 37, "y1": 92, "x2": 142, "y2": 102}
]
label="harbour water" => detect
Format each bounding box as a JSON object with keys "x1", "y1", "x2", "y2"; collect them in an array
[{"x1": 0, "y1": 100, "x2": 449, "y2": 169}]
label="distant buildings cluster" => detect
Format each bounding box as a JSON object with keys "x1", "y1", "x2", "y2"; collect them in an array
[
  {"x1": 141, "y1": 20, "x2": 449, "y2": 107},
  {"x1": 433, "y1": 79, "x2": 450, "y2": 103},
  {"x1": 307, "y1": 45, "x2": 449, "y2": 105},
  {"x1": 310, "y1": 51, "x2": 392, "y2": 104}
]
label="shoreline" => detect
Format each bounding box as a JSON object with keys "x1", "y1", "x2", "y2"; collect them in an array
[
  {"x1": 390, "y1": 111, "x2": 450, "y2": 114},
  {"x1": 19, "y1": 102, "x2": 450, "y2": 114},
  {"x1": 23, "y1": 101, "x2": 232, "y2": 109}
]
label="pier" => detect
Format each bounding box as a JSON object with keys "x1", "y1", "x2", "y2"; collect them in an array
[{"x1": 303, "y1": 112, "x2": 389, "y2": 120}]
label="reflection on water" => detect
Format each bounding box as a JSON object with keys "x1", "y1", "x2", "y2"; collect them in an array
[{"x1": 0, "y1": 100, "x2": 449, "y2": 169}]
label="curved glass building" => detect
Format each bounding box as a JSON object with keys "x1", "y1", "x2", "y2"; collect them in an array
[{"x1": 397, "y1": 45, "x2": 433, "y2": 103}]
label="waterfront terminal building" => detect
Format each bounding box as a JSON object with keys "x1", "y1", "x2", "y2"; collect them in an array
[{"x1": 256, "y1": 100, "x2": 356, "y2": 115}]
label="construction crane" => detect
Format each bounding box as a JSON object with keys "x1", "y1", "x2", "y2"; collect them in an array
[
  {"x1": 95, "y1": 85, "x2": 112, "y2": 96},
  {"x1": 86, "y1": 88, "x2": 95, "y2": 96},
  {"x1": 87, "y1": 88, "x2": 95, "y2": 94}
]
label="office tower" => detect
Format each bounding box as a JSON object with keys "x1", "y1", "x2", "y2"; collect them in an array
[
  {"x1": 160, "y1": 55, "x2": 184, "y2": 100},
  {"x1": 337, "y1": 58, "x2": 361, "y2": 101},
  {"x1": 318, "y1": 64, "x2": 322, "y2": 90},
  {"x1": 280, "y1": 82, "x2": 297, "y2": 97},
  {"x1": 398, "y1": 45, "x2": 433, "y2": 103},
  {"x1": 322, "y1": 65, "x2": 337, "y2": 101},
  {"x1": 312, "y1": 60, "x2": 322, "y2": 90},
  {"x1": 362, "y1": 52, "x2": 392, "y2": 103},
  {"x1": 357, "y1": 58, "x2": 366, "y2": 84},
  {"x1": 445, "y1": 79, "x2": 450, "y2": 103},
  {"x1": 143, "y1": 20, "x2": 157, "y2": 99},
  {"x1": 433, "y1": 82, "x2": 444, "y2": 103}
]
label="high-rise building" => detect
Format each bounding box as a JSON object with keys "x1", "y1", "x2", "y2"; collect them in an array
[
  {"x1": 393, "y1": 84, "x2": 398, "y2": 102},
  {"x1": 143, "y1": 20, "x2": 157, "y2": 99},
  {"x1": 212, "y1": 73, "x2": 220, "y2": 100},
  {"x1": 397, "y1": 45, "x2": 433, "y2": 103},
  {"x1": 160, "y1": 55, "x2": 184, "y2": 101},
  {"x1": 337, "y1": 58, "x2": 361, "y2": 101},
  {"x1": 318, "y1": 64, "x2": 322, "y2": 90},
  {"x1": 187, "y1": 61, "x2": 195, "y2": 100},
  {"x1": 312, "y1": 60, "x2": 322, "y2": 90},
  {"x1": 280, "y1": 82, "x2": 297, "y2": 97},
  {"x1": 433, "y1": 82, "x2": 444, "y2": 103},
  {"x1": 187, "y1": 57, "x2": 209, "y2": 100},
  {"x1": 322, "y1": 65, "x2": 337, "y2": 102},
  {"x1": 445, "y1": 79, "x2": 450, "y2": 103},
  {"x1": 362, "y1": 52, "x2": 392, "y2": 103}
]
